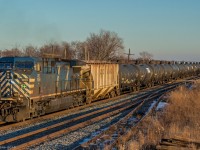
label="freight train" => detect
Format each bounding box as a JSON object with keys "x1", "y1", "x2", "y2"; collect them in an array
[{"x1": 0, "y1": 56, "x2": 199, "y2": 122}]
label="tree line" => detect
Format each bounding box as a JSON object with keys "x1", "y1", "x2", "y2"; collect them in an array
[{"x1": 0, "y1": 30, "x2": 153, "y2": 61}]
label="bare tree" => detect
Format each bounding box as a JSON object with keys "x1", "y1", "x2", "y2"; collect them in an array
[
  {"x1": 23, "y1": 45, "x2": 40, "y2": 57},
  {"x1": 70, "y1": 41, "x2": 86, "y2": 60},
  {"x1": 85, "y1": 30, "x2": 124, "y2": 60},
  {"x1": 61, "y1": 42, "x2": 76, "y2": 59},
  {"x1": 139, "y1": 51, "x2": 153, "y2": 60},
  {"x1": 1, "y1": 47, "x2": 24, "y2": 57},
  {"x1": 39, "y1": 43, "x2": 62, "y2": 58}
]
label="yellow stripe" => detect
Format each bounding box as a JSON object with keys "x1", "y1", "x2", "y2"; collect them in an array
[
  {"x1": 29, "y1": 78, "x2": 35, "y2": 82},
  {"x1": 4, "y1": 88, "x2": 10, "y2": 94},
  {"x1": 12, "y1": 81, "x2": 29, "y2": 97},
  {"x1": 21, "y1": 74, "x2": 28, "y2": 78},
  {"x1": 29, "y1": 84, "x2": 35, "y2": 88},
  {"x1": 14, "y1": 78, "x2": 31, "y2": 94},
  {"x1": 0, "y1": 73, "x2": 5, "y2": 81},
  {"x1": 29, "y1": 90, "x2": 33, "y2": 94},
  {"x1": 1, "y1": 82, "x2": 9, "y2": 92}
]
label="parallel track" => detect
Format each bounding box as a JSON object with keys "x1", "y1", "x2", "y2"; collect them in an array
[
  {"x1": 74, "y1": 79, "x2": 196, "y2": 150},
  {"x1": 0, "y1": 90, "x2": 155, "y2": 150},
  {"x1": 0, "y1": 83, "x2": 164, "y2": 130},
  {"x1": 0, "y1": 76, "x2": 198, "y2": 150}
]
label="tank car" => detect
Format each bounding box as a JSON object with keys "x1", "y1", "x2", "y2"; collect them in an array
[{"x1": 118, "y1": 64, "x2": 140, "y2": 92}]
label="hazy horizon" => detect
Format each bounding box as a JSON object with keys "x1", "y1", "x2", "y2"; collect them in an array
[{"x1": 0, "y1": 0, "x2": 199, "y2": 61}]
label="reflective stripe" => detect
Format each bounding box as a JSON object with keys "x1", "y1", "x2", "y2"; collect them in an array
[{"x1": 29, "y1": 78, "x2": 35, "y2": 82}]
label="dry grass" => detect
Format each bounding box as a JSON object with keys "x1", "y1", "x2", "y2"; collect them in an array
[
  {"x1": 161, "y1": 85, "x2": 200, "y2": 140},
  {"x1": 123, "y1": 83, "x2": 200, "y2": 150}
]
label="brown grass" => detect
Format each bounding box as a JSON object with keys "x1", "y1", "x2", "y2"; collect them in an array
[
  {"x1": 161, "y1": 85, "x2": 200, "y2": 140},
  {"x1": 122, "y1": 83, "x2": 200, "y2": 150}
]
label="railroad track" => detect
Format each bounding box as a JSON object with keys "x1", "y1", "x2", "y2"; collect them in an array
[
  {"x1": 0, "y1": 77, "x2": 198, "y2": 150},
  {"x1": 74, "y1": 80, "x2": 194, "y2": 150},
  {"x1": 0, "y1": 87, "x2": 162, "y2": 150},
  {"x1": 0, "y1": 122, "x2": 6, "y2": 127},
  {"x1": 0, "y1": 76, "x2": 196, "y2": 131},
  {"x1": 0, "y1": 83, "x2": 162, "y2": 131}
]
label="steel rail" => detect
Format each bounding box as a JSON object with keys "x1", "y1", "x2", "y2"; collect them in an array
[
  {"x1": 1, "y1": 91, "x2": 154, "y2": 149},
  {"x1": 0, "y1": 83, "x2": 162, "y2": 131},
  {"x1": 0, "y1": 76, "x2": 198, "y2": 150},
  {"x1": 108, "y1": 81, "x2": 195, "y2": 150},
  {"x1": 0, "y1": 99, "x2": 132, "y2": 146},
  {"x1": 9, "y1": 99, "x2": 143, "y2": 150},
  {"x1": 76, "y1": 82, "x2": 188, "y2": 150}
]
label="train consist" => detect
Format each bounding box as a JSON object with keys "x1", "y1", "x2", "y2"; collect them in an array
[{"x1": 0, "y1": 56, "x2": 199, "y2": 122}]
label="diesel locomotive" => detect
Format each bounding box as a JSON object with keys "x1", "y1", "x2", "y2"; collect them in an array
[{"x1": 0, "y1": 56, "x2": 199, "y2": 122}]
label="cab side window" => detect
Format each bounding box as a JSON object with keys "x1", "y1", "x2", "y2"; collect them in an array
[
  {"x1": 42, "y1": 59, "x2": 56, "y2": 74},
  {"x1": 35, "y1": 63, "x2": 41, "y2": 72}
]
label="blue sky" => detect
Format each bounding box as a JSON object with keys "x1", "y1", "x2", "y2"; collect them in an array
[{"x1": 0, "y1": 0, "x2": 200, "y2": 61}]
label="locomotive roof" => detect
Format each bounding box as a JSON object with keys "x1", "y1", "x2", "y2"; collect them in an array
[
  {"x1": 0, "y1": 57, "x2": 38, "y2": 62},
  {"x1": 0, "y1": 57, "x2": 86, "y2": 66}
]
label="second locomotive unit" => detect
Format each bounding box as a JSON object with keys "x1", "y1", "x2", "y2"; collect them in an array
[{"x1": 0, "y1": 56, "x2": 199, "y2": 122}]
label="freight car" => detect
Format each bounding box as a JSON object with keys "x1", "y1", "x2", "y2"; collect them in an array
[{"x1": 0, "y1": 57, "x2": 199, "y2": 122}]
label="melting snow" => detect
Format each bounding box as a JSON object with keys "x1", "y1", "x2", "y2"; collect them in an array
[{"x1": 156, "y1": 102, "x2": 168, "y2": 111}]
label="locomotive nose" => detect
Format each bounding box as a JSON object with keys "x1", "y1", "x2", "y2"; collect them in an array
[{"x1": 0, "y1": 70, "x2": 13, "y2": 98}]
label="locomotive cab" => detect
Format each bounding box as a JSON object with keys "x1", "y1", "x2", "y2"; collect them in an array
[{"x1": 0, "y1": 57, "x2": 35, "y2": 122}]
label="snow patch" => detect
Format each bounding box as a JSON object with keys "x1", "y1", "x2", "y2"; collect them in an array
[{"x1": 156, "y1": 102, "x2": 168, "y2": 111}]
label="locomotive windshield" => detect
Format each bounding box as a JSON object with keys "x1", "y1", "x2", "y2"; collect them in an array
[
  {"x1": 15, "y1": 61, "x2": 34, "y2": 69},
  {"x1": 0, "y1": 62, "x2": 13, "y2": 69}
]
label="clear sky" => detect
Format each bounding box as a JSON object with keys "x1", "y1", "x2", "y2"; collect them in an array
[{"x1": 0, "y1": 0, "x2": 200, "y2": 61}]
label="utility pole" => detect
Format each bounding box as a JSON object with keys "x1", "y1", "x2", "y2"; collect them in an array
[
  {"x1": 51, "y1": 45, "x2": 54, "y2": 58},
  {"x1": 85, "y1": 44, "x2": 89, "y2": 61},
  {"x1": 124, "y1": 48, "x2": 134, "y2": 62},
  {"x1": 64, "y1": 48, "x2": 67, "y2": 59}
]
